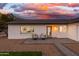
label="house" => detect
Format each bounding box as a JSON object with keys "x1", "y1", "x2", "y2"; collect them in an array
[{"x1": 8, "y1": 18, "x2": 79, "y2": 41}]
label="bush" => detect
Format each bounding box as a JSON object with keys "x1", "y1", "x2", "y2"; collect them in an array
[{"x1": 0, "y1": 51, "x2": 42, "y2": 56}]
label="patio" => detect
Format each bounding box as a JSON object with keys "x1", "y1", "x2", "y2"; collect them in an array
[
  {"x1": 23, "y1": 38, "x2": 78, "y2": 44},
  {"x1": 0, "y1": 37, "x2": 79, "y2": 56}
]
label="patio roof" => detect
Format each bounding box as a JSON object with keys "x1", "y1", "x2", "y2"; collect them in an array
[{"x1": 8, "y1": 18, "x2": 79, "y2": 25}]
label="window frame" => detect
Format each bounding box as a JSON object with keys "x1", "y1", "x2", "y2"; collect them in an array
[
  {"x1": 59, "y1": 25, "x2": 67, "y2": 33},
  {"x1": 20, "y1": 25, "x2": 34, "y2": 34}
]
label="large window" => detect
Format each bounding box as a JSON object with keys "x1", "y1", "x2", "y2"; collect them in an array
[
  {"x1": 20, "y1": 26, "x2": 34, "y2": 33},
  {"x1": 52, "y1": 25, "x2": 59, "y2": 32},
  {"x1": 51, "y1": 25, "x2": 67, "y2": 32},
  {"x1": 59, "y1": 25, "x2": 67, "y2": 32}
]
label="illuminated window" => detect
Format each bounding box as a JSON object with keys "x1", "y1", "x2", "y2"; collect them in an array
[
  {"x1": 52, "y1": 25, "x2": 58, "y2": 32},
  {"x1": 59, "y1": 25, "x2": 67, "y2": 32},
  {"x1": 21, "y1": 26, "x2": 34, "y2": 33}
]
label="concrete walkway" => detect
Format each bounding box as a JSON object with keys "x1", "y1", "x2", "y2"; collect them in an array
[
  {"x1": 24, "y1": 38, "x2": 78, "y2": 56},
  {"x1": 53, "y1": 39, "x2": 77, "y2": 56}
]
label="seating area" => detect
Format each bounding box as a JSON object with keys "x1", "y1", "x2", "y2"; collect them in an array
[{"x1": 32, "y1": 33, "x2": 47, "y2": 40}]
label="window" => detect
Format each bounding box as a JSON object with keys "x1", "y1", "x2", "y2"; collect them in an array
[
  {"x1": 51, "y1": 25, "x2": 67, "y2": 32},
  {"x1": 52, "y1": 25, "x2": 58, "y2": 32},
  {"x1": 59, "y1": 25, "x2": 67, "y2": 32},
  {"x1": 21, "y1": 26, "x2": 34, "y2": 33}
]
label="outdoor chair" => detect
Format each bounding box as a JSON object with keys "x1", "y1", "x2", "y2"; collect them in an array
[
  {"x1": 32, "y1": 34, "x2": 38, "y2": 40},
  {"x1": 40, "y1": 34, "x2": 46, "y2": 40}
]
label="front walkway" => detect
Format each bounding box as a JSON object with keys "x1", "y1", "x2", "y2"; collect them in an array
[
  {"x1": 24, "y1": 38, "x2": 79, "y2": 56},
  {"x1": 0, "y1": 37, "x2": 79, "y2": 56}
]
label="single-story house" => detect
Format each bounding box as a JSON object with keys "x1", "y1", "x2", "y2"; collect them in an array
[{"x1": 8, "y1": 18, "x2": 79, "y2": 41}]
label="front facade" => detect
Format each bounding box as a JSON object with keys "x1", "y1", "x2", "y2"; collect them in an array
[
  {"x1": 8, "y1": 24, "x2": 68, "y2": 39},
  {"x1": 8, "y1": 19, "x2": 79, "y2": 41},
  {"x1": 67, "y1": 23, "x2": 79, "y2": 41}
]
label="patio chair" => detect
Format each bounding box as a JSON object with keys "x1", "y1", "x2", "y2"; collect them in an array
[
  {"x1": 32, "y1": 34, "x2": 38, "y2": 40},
  {"x1": 40, "y1": 33, "x2": 46, "y2": 40}
]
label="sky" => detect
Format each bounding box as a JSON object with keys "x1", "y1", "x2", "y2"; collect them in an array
[{"x1": 0, "y1": 3, "x2": 79, "y2": 19}]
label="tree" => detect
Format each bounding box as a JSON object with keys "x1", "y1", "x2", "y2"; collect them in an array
[{"x1": 0, "y1": 13, "x2": 15, "y2": 32}]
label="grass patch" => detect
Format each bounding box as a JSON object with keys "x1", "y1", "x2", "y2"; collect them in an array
[{"x1": 0, "y1": 51, "x2": 42, "y2": 56}]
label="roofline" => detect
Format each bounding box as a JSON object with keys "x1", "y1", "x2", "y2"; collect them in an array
[{"x1": 8, "y1": 18, "x2": 79, "y2": 25}]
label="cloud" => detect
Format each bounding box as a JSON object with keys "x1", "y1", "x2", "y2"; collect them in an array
[
  {"x1": 0, "y1": 3, "x2": 7, "y2": 9},
  {"x1": 0, "y1": 3, "x2": 79, "y2": 19},
  {"x1": 0, "y1": 9, "x2": 10, "y2": 14}
]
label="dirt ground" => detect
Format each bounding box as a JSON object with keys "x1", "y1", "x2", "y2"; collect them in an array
[
  {"x1": 0, "y1": 37, "x2": 63, "y2": 56},
  {"x1": 0, "y1": 37, "x2": 79, "y2": 56}
]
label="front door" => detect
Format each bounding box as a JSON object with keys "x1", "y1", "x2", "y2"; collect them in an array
[{"x1": 47, "y1": 26, "x2": 52, "y2": 37}]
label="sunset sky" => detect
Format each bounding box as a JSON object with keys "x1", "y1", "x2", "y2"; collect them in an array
[{"x1": 0, "y1": 3, "x2": 79, "y2": 19}]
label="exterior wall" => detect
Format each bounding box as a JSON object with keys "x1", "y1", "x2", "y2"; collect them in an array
[
  {"x1": 67, "y1": 23, "x2": 79, "y2": 41},
  {"x1": 8, "y1": 23, "x2": 79, "y2": 41},
  {"x1": 77, "y1": 25, "x2": 79, "y2": 41},
  {"x1": 8, "y1": 24, "x2": 68, "y2": 39},
  {"x1": 8, "y1": 25, "x2": 46, "y2": 39},
  {"x1": 33, "y1": 25, "x2": 46, "y2": 36},
  {"x1": 52, "y1": 32, "x2": 68, "y2": 38},
  {"x1": 51, "y1": 25, "x2": 68, "y2": 38}
]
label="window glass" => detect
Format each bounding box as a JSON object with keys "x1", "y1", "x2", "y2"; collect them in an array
[
  {"x1": 52, "y1": 25, "x2": 58, "y2": 32},
  {"x1": 59, "y1": 25, "x2": 67, "y2": 32},
  {"x1": 21, "y1": 26, "x2": 34, "y2": 33}
]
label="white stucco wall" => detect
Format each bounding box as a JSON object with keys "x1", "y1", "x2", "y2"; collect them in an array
[
  {"x1": 8, "y1": 24, "x2": 68, "y2": 39},
  {"x1": 33, "y1": 25, "x2": 46, "y2": 36},
  {"x1": 67, "y1": 23, "x2": 79, "y2": 41},
  {"x1": 52, "y1": 32, "x2": 68, "y2": 38},
  {"x1": 8, "y1": 25, "x2": 46, "y2": 39},
  {"x1": 51, "y1": 25, "x2": 68, "y2": 38},
  {"x1": 77, "y1": 25, "x2": 79, "y2": 41}
]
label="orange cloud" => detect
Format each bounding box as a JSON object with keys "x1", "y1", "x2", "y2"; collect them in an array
[
  {"x1": 0, "y1": 9, "x2": 10, "y2": 14},
  {"x1": 37, "y1": 14, "x2": 52, "y2": 19},
  {"x1": 38, "y1": 5, "x2": 48, "y2": 11},
  {"x1": 68, "y1": 3, "x2": 79, "y2": 7},
  {"x1": 26, "y1": 3, "x2": 66, "y2": 11}
]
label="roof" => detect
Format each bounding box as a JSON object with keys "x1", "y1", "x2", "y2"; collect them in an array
[{"x1": 8, "y1": 18, "x2": 79, "y2": 25}]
